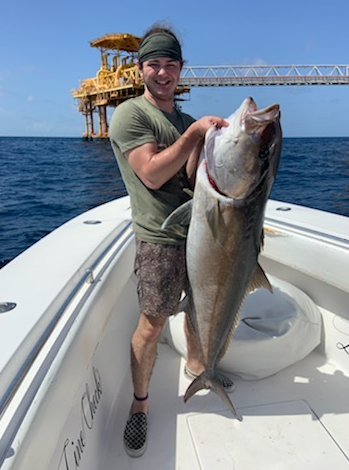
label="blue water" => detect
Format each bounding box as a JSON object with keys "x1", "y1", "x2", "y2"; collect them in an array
[{"x1": 1, "y1": 136, "x2": 348, "y2": 268}]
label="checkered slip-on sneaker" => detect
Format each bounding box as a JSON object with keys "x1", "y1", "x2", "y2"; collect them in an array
[
  {"x1": 123, "y1": 412, "x2": 147, "y2": 457},
  {"x1": 184, "y1": 365, "x2": 235, "y2": 393}
]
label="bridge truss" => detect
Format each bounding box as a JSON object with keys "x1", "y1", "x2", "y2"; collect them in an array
[{"x1": 180, "y1": 64, "x2": 349, "y2": 87}]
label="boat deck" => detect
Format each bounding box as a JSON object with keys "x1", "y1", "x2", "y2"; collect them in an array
[
  {"x1": 101, "y1": 307, "x2": 349, "y2": 470},
  {"x1": 1, "y1": 198, "x2": 349, "y2": 469}
]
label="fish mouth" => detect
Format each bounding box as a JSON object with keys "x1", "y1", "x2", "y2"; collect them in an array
[
  {"x1": 241, "y1": 97, "x2": 280, "y2": 135},
  {"x1": 213, "y1": 97, "x2": 280, "y2": 139}
]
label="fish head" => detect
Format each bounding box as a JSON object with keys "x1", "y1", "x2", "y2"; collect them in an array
[{"x1": 204, "y1": 97, "x2": 282, "y2": 200}]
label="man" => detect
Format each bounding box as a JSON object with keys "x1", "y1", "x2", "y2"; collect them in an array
[{"x1": 109, "y1": 24, "x2": 234, "y2": 458}]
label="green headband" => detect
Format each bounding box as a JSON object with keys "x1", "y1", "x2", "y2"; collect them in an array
[{"x1": 138, "y1": 32, "x2": 183, "y2": 63}]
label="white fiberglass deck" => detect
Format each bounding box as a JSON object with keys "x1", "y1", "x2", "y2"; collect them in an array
[
  {"x1": 102, "y1": 320, "x2": 349, "y2": 470},
  {"x1": 1, "y1": 197, "x2": 349, "y2": 470}
]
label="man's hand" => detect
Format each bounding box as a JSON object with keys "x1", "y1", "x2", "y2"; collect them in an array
[{"x1": 190, "y1": 116, "x2": 229, "y2": 139}]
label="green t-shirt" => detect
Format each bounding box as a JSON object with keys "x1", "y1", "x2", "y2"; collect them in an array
[{"x1": 109, "y1": 96, "x2": 195, "y2": 244}]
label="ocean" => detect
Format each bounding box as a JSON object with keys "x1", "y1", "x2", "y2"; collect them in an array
[{"x1": 0, "y1": 136, "x2": 348, "y2": 268}]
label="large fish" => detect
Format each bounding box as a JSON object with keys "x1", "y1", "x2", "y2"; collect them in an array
[{"x1": 163, "y1": 97, "x2": 282, "y2": 420}]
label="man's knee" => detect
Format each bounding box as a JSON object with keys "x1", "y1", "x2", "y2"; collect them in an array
[{"x1": 135, "y1": 314, "x2": 167, "y2": 343}]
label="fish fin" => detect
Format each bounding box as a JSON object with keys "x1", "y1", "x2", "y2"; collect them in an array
[
  {"x1": 206, "y1": 200, "x2": 228, "y2": 245},
  {"x1": 249, "y1": 263, "x2": 273, "y2": 293},
  {"x1": 161, "y1": 200, "x2": 193, "y2": 229},
  {"x1": 184, "y1": 373, "x2": 242, "y2": 421},
  {"x1": 206, "y1": 202, "x2": 220, "y2": 238},
  {"x1": 184, "y1": 375, "x2": 206, "y2": 402},
  {"x1": 211, "y1": 378, "x2": 242, "y2": 421}
]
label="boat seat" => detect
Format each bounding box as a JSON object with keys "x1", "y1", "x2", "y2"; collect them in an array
[{"x1": 162, "y1": 275, "x2": 322, "y2": 379}]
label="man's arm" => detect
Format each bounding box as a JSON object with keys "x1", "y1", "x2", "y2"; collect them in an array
[
  {"x1": 125, "y1": 116, "x2": 228, "y2": 190},
  {"x1": 185, "y1": 139, "x2": 203, "y2": 190}
]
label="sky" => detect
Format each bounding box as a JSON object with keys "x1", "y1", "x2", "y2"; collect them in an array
[{"x1": 1, "y1": 0, "x2": 349, "y2": 138}]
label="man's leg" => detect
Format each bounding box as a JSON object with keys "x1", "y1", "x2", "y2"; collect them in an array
[
  {"x1": 124, "y1": 240, "x2": 186, "y2": 457},
  {"x1": 124, "y1": 313, "x2": 167, "y2": 457},
  {"x1": 130, "y1": 313, "x2": 167, "y2": 413}
]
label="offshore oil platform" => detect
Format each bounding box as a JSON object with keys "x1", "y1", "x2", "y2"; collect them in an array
[
  {"x1": 72, "y1": 33, "x2": 349, "y2": 139},
  {"x1": 71, "y1": 33, "x2": 190, "y2": 139}
]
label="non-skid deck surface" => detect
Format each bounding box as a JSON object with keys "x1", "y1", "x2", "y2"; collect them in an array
[
  {"x1": 103, "y1": 341, "x2": 349, "y2": 470},
  {"x1": 188, "y1": 401, "x2": 348, "y2": 469}
]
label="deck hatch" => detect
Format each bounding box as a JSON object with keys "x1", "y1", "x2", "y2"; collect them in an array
[{"x1": 187, "y1": 400, "x2": 348, "y2": 469}]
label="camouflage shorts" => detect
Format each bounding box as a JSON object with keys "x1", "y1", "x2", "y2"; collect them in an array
[{"x1": 134, "y1": 238, "x2": 188, "y2": 318}]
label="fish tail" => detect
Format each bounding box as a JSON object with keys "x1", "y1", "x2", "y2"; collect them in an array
[
  {"x1": 212, "y1": 378, "x2": 242, "y2": 421},
  {"x1": 184, "y1": 373, "x2": 242, "y2": 421},
  {"x1": 184, "y1": 375, "x2": 207, "y2": 402}
]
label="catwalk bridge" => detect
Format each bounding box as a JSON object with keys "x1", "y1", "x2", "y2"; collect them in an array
[
  {"x1": 72, "y1": 33, "x2": 349, "y2": 138},
  {"x1": 179, "y1": 64, "x2": 349, "y2": 87}
]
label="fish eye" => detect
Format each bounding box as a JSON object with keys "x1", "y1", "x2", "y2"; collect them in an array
[{"x1": 259, "y1": 146, "x2": 269, "y2": 160}]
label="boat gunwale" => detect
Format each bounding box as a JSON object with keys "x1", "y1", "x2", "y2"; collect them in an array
[
  {"x1": 264, "y1": 216, "x2": 349, "y2": 250},
  {"x1": 0, "y1": 220, "x2": 133, "y2": 466}
]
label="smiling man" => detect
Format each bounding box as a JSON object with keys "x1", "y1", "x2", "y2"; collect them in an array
[{"x1": 108, "y1": 24, "x2": 232, "y2": 458}]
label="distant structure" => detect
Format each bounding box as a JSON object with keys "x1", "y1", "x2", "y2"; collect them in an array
[
  {"x1": 71, "y1": 33, "x2": 189, "y2": 139},
  {"x1": 180, "y1": 64, "x2": 349, "y2": 87},
  {"x1": 72, "y1": 33, "x2": 349, "y2": 139}
]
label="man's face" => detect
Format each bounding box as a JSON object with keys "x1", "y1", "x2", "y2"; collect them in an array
[{"x1": 140, "y1": 57, "x2": 183, "y2": 102}]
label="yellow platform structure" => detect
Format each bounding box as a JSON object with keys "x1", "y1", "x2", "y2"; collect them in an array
[{"x1": 72, "y1": 33, "x2": 190, "y2": 139}]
